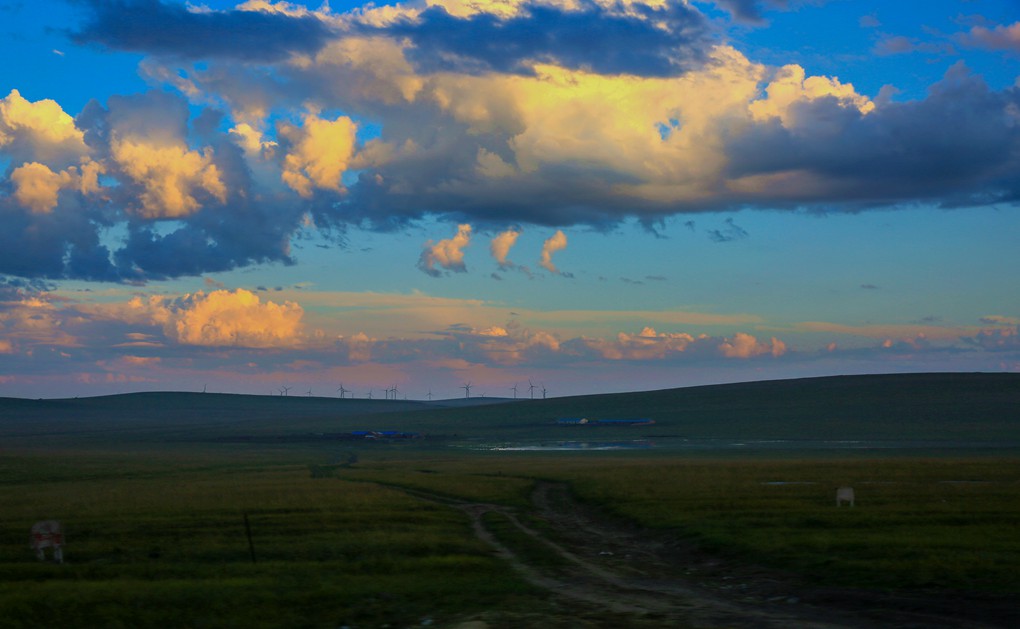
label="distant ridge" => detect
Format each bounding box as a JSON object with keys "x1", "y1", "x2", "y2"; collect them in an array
[{"x1": 2, "y1": 373, "x2": 1018, "y2": 447}]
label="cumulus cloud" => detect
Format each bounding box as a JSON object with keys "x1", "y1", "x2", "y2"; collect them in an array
[
  {"x1": 278, "y1": 111, "x2": 358, "y2": 197},
  {"x1": 585, "y1": 326, "x2": 699, "y2": 360},
  {"x1": 418, "y1": 224, "x2": 472, "y2": 276},
  {"x1": 11, "y1": 162, "x2": 83, "y2": 213},
  {"x1": 437, "y1": 320, "x2": 561, "y2": 365},
  {"x1": 539, "y1": 230, "x2": 567, "y2": 274},
  {"x1": 490, "y1": 228, "x2": 520, "y2": 268},
  {"x1": 957, "y1": 21, "x2": 1020, "y2": 53},
  {"x1": 0, "y1": 89, "x2": 307, "y2": 281},
  {"x1": 718, "y1": 332, "x2": 786, "y2": 358},
  {"x1": 0, "y1": 89, "x2": 88, "y2": 164},
  {"x1": 0, "y1": 0, "x2": 1017, "y2": 285},
  {"x1": 563, "y1": 326, "x2": 788, "y2": 362},
  {"x1": 749, "y1": 63, "x2": 874, "y2": 127},
  {"x1": 336, "y1": 331, "x2": 375, "y2": 362},
  {"x1": 0, "y1": 291, "x2": 78, "y2": 348},
  {"x1": 128, "y1": 288, "x2": 304, "y2": 347},
  {"x1": 963, "y1": 326, "x2": 1020, "y2": 351},
  {"x1": 727, "y1": 62, "x2": 1020, "y2": 208},
  {"x1": 111, "y1": 138, "x2": 227, "y2": 218}
]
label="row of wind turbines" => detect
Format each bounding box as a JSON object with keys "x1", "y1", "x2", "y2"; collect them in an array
[{"x1": 272, "y1": 379, "x2": 548, "y2": 400}]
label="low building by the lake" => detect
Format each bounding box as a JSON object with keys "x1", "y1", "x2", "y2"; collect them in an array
[{"x1": 555, "y1": 418, "x2": 655, "y2": 426}]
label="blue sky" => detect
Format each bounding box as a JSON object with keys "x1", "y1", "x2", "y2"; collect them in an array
[{"x1": 1, "y1": 0, "x2": 1018, "y2": 399}]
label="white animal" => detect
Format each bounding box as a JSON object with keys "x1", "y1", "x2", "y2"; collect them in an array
[
  {"x1": 30, "y1": 520, "x2": 63, "y2": 563},
  {"x1": 836, "y1": 487, "x2": 855, "y2": 507}
]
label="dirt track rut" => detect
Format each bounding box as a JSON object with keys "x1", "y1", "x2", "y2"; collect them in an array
[{"x1": 392, "y1": 481, "x2": 1016, "y2": 628}]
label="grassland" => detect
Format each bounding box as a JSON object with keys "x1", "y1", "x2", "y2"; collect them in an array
[
  {"x1": 0, "y1": 455, "x2": 542, "y2": 628},
  {"x1": 337, "y1": 455, "x2": 1020, "y2": 593},
  {"x1": 1, "y1": 373, "x2": 1019, "y2": 627}
]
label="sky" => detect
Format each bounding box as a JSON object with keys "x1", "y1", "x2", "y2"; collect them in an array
[{"x1": 1, "y1": 0, "x2": 1018, "y2": 400}]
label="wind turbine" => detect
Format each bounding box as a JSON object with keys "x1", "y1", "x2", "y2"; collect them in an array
[
  {"x1": 511, "y1": 383, "x2": 518, "y2": 399},
  {"x1": 528, "y1": 379, "x2": 536, "y2": 400},
  {"x1": 202, "y1": 384, "x2": 207, "y2": 394},
  {"x1": 390, "y1": 385, "x2": 399, "y2": 400},
  {"x1": 306, "y1": 388, "x2": 313, "y2": 397},
  {"x1": 367, "y1": 389, "x2": 373, "y2": 400},
  {"x1": 461, "y1": 382, "x2": 472, "y2": 398},
  {"x1": 280, "y1": 385, "x2": 292, "y2": 397},
  {"x1": 427, "y1": 389, "x2": 433, "y2": 401},
  {"x1": 337, "y1": 384, "x2": 348, "y2": 399},
  {"x1": 542, "y1": 383, "x2": 548, "y2": 399}
]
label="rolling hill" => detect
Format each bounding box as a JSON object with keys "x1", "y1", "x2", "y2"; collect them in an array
[{"x1": 2, "y1": 373, "x2": 1019, "y2": 451}]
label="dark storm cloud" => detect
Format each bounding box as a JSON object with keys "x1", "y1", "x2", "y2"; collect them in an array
[
  {"x1": 374, "y1": 0, "x2": 713, "y2": 77},
  {"x1": 70, "y1": 0, "x2": 334, "y2": 61},
  {"x1": 726, "y1": 63, "x2": 1020, "y2": 208}
]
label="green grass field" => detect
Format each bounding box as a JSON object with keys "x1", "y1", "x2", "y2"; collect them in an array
[
  {"x1": 2, "y1": 373, "x2": 1019, "y2": 626},
  {"x1": 335, "y1": 454, "x2": 1020, "y2": 593},
  {"x1": 0, "y1": 454, "x2": 543, "y2": 628}
]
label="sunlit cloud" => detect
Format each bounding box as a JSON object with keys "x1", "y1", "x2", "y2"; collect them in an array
[
  {"x1": 11, "y1": 162, "x2": 81, "y2": 213},
  {"x1": 490, "y1": 228, "x2": 521, "y2": 269},
  {"x1": 126, "y1": 288, "x2": 305, "y2": 348},
  {"x1": 0, "y1": 89, "x2": 88, "y2": 163},
  {"x1": 539, "y1": 230, "x2": 567, "y2": 274},
  {"x1": 111, "y1": 138, "x2": 227, "y2": 218},
  {"x1": 418, "y1": 223, "x2": 472, "y2": 276},
  {"x1": 0, "y1": 294, "x2": 79, "y2": 348},
  {"x1": 0, "y1": 2, "x2": 1016, "y2": 283},
  {"x1": 718, "y1": 332, "x2": 786, "y2": 358},
  {"x1": 279, "y1": 110, "x2": 358, "y2": 197},
  {"x1": 580, "y1": 327, "x2": 700, "y2": 360}
]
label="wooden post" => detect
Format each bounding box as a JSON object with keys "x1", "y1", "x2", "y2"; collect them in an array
[{"x1": 243, "y1": 513, "x2": 257, "y2": 564}]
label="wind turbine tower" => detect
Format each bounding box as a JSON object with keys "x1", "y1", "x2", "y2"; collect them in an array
[
  {"x1": 528, "y1": 379, "x2": 535, "y2": 400},
  {"x1": 511, "y1": 383, "x2": 518, "y2": 399},
  {"x1": 462, "y1": 382, "x2": 472, "y2": 398}
]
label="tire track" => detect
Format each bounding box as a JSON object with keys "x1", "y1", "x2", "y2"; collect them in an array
[{"x1": 390, "y1": 482, "x2": 858, "y2": 627}]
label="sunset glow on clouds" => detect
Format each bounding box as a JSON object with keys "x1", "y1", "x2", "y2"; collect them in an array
[{"x1": 1, "y1": 0, "x2": 1018, "y2": 397}]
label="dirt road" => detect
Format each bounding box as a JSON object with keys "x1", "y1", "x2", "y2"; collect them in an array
[{"x1": 391, "y1": 481, "x2": 1017, "y2": 628}]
